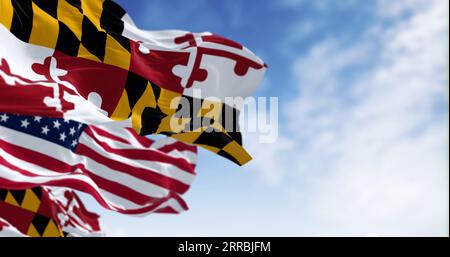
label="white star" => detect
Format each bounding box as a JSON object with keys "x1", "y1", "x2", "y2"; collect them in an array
[
  {"x1": 41, "y1": 126, "x2": 50, "y2": 135},
  {"x1": 0, "y1": 113, "x2": 9, "y2": 122},
  {"x1": 59, "y1": 132, "x2": 66, "y2": 142},
  {"x1": 69, "y1": 127, "x2": 76, "y2": 136},
  {"x1": 20, "y1": 119, "x2": 30, "y2": 128},
  {"x1": 34, "y1": 116, "x2": 42, "y2": 122},
  {"x1": 53, "y1": 120, "x2": 61, "y2": 129},
  {"x1": 71, "y1": 140, "x2": 78, "y2": 147},
  {"x1": 63, "y1": 118, "x2": 70, "y2": 123},
  {"x1": 78, "y1": 123, "x2": 83, "y2": 130}
]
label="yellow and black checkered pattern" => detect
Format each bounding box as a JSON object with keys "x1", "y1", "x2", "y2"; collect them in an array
[
  {"x1": 0, "y1": 188, "x2": 64, "y2": 237},
  {"x1": 111, "y1": 71, "x2": 251, "y2": 165},
  {"x1": 0, "y1": 0, "x2": 252, "y2": 165},
  {"x1": 0, "y1": 0, "x2": 130, "y2": 69}
]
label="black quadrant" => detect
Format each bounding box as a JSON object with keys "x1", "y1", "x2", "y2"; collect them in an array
[
  {"x1": 31, "y1": 213, "x2": 51, "y2": 236},
  {"x1": 10, "y1": 0, "x2": 33, "y2": 43},
  {"x1": 55, "y1": 21, "x2": 80, "y2": 56},
  {"x1": 81, "y1": 16, "x2": 107, "y2": 61},
  {"x1": 9, "y1": 189, "x2": 26, "y2": 205},
  {"x1": 32, "y1": 0, "x2": 58, "y2": 18},
  {"x1": 125, "y1": 71, "x2": 148, "y2": 110}
]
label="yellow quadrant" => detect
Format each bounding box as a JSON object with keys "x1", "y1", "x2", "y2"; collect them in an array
[
  {"x1": 111, "y1": 90, "x2": 131, "y2": 120},
  {"x1": 222, "y1": 141, "x2": 252, "y2": 165},
  {"x1": 131, "y1": 83, "x2": 158, "y2": 132},
  {"x1": 42, "y1": 221, "x2": 63, "y2": 237},
  {"x1": 0, "y1": 0, "x2": 14, "y2": 30},
  {"x1": 27, "y1": 224, "x2": 41, "y2": 237},
  {"x1": 171, "y1": 132, "x2": 204, "y2": 146},
  {"x1": 81, "y1": 0, "x2": 104, "y2": 31},
  {"x1": 29, "y1": 2, "x2": 59, "y2": 49},
  {"x1": 57, "y1": 0, "x2": 83, "y2": 40},
  {"x1": 78, "y1": 43, "x2": 101, "y2": 62},
  {"x1": 21, "y1": 190, "x2": 41, "y2": 213},
  {"x1": 104, "y1": 35, "x2": 130, "y2": 70},
  {"x1": 4, "y1": 192, "x2": 20, "y2": 207},
  {"x1": 158, "y1": 88, "x2": 182, "y2": 115}
]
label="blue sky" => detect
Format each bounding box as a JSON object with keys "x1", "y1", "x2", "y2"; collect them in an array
[{"x1": 85, "y1": 0, "x2": 449, "y2": 236}]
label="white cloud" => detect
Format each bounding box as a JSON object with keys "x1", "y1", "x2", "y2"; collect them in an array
[
  {"x1": 247, "y1": 0, "x2": 449, "y2": 235},
  {"x1": 278, "y1": 0, "x2": 360, "y2": 11},
  {"x1": 376, "y1": 0, "x2": 430, "y2": 19}
]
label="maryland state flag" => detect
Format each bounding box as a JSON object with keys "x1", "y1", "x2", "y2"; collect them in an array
[
  {"x1": 0, "y1": 187, "x2": 101, "y2": 237},
  {"x1": 0, "y1": 0, "x2": 267, "y2": 165}
]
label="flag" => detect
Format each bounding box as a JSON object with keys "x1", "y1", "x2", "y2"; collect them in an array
[
  {"x1": 0, "y1": 187, "x2": 64, "y2": 237},
  {"x1": 0, "y1": 112, "x2": 197, "y2": 215},
  {"x1": 0, "y1": 187, "x2": 102, "y2": 237},
  {"x1": 45, "y1": 186, "x2": 102, "y2": 236},
  {"x1": 0, "y1": 0, "x2": 267, "y2": 165}
]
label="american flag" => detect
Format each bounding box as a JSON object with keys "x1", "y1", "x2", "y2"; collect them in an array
[{"x1": 0, "y1": 112, "x2": 197, "y2": 215}]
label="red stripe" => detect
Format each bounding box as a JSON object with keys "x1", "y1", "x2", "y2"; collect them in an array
[
  {"x1": 76, "y1": 144, "x2": 190, "y2": 194},
  {"x1": 66, "y1": 190, "x2": 101, "y2": 231},
  {"x1": 153, "y1": 192, "x2": 189, "y2": 214},
  {"x1": 0, "y1": 140, "x2": 186, "y2": 214},
  {"x1": 0, "y1": 147, "x2": 41, "y2": 178},
  {"x1": 125, "y1": 127, "x2": 154, "y2": 148},
  {"x1": 2, "y1": 135, "x2": 191, "y2": 195},
  {"x1": 0, "y1": 174, "x2": 115, "y2": 213},
  {"x1": 82, "y1": 170, "x2": 166, "y2": 206},
  {"x1": 85, "y1": 128, "x2": 196, "y2": 173},
  {"x1": 0, "y1": 130, "x2": 192, "y2": 215},
  {"x1": 157, "y1": 141, "x2": 197, "y2": 154},
  {"x1": 1, "y1": 139, "x2": 184, "y2": 206},
  {"x1": 0, "y1": 144, "x2": 115, "y2": 211},
  {"x1": 0, "y1": 139, "x2": 74, "y2": 173},
  {"x1": 88, "y1": 126, "x2": 131, "y2": 145},
  {"x1": 154, "y1": 206, "x2": 177, "y2": 214},
  {"x1": 0, "y1": 173, "x2": 180, "y2": 215},
  {"x1": 168, "y1": 191, "x2": 189, "y2": 210}
]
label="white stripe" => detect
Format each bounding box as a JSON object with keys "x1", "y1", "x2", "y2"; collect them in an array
[
  {"x1": 0, "y1": 162, "x2": 135, "y2": 212},
  {"x1": 0, "y1": 127, "x2": 174, "y2": 204},
  {"x1": 80, "y1": 132, "x2": 195, "y2": 185},
  {"x1": 83, "y1": 155, "x2": 170, "y2": 197},
  {"x1": 129, "y1": 199, "x2": 184, "y2": 217},
  {"x1": 1, "y1": 126, "x2": 190, "y2": 194},
  {"x1": 0, "y1": 162, "x2": 99, "y2": 193},
  {"x1": 91, "y1": 125, "x2": 135, "y2": 143},
  {"x1": 165, "y1": 198, "x2": 185, "y2": 213},
  {"x1": 148, "y1": 137, "x2": 197, "y2": 164},
  {"x1": 0, "y1": 146, "x2": 65, "y2": 177},
  {"x1": 87, "y1": 129, "x2": 138, "y2": 150},
  {"x1": 167, "y1": 150, "x2": 197, "y2": 165},
  {"x1": 99, "y1": 189, "x2": 179, "y2": 214},
  {"x1": 0, "y1": 126, "x2": 82, "y2": 164},
  {"x1": 87, "y1": 128, "x2": 196, "y2": 167},
  {"x1": 150, "y1": 137, "x2": 178, "y2": 149},
  {"x1": 0, "y1": 146, "x2": 185, "y2": 216},
  {"x1": 124, "y1": 129, "x2": 147, "y2": 147},
  {"x1": 90, "y1": 128, "x2": 197, "y2": 165},
  {"x1": 99, "y1": 190, "x2": 147, "y2": 210},
  {"x1": 87, "y1": 127, "x2": 144, "y2": 151},
  {"x1": 0, "y1": 125, "x2": 194, "y2": 215},
  {"x1": 0, "y1": 127, "x2": 180, "y2": 213}
]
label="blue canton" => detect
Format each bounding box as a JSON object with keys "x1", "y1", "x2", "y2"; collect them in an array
[{"x1": 0, "y1": 112, "x2": 87, "y2": 152}]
